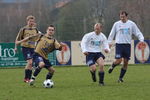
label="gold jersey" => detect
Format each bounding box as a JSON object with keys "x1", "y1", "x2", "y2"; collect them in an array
[
  {"x1": 35, "y1": 35, "x2": 61, "y2": 59},
  {"x1": 16, "y1": 25, "x2": 38, "y2": 48}
]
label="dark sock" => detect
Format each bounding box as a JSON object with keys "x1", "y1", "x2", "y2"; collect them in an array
[
  {"x1": 112, "y1": 63, "x2": 118, "y2": 68},
  {"x1": 119, "y1": 68, "x2": 127, "y2": 79},
  {"x1": 46, "y1": 72, "x2": 54, "y2": 80},
  {"x1": 98, "y1": 71, "x2": 104, "y2": 83},
  {"x1": 90, "y1": 70, "x2": 96, "y2": 82},
  {"x1": 28, "y1": 70, "x2": 32, "y2": 79},
  {"x1": 33, "y1": 66, "x2": 42, "y2": 78},
  {"x1": 25, "y1": 69, "x2": 29, "y2": 79}
]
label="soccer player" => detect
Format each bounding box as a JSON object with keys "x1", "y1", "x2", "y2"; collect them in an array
[
  {"x1": 29, "y1": 25, "x2": 65, "y2": 86},
  {"x1": 81, "y1": 23, "x2": 110, "y2": 86},
  {"x1": 108, "y1": 11, "x2": 144, "y2": 82},
  {"x1": 15, "y1": 15, "x2": 39, "y2": 83}
]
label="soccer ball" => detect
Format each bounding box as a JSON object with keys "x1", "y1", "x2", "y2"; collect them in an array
[{"x1": 43, "y1": 79, "x2": 54, "y2": 88}]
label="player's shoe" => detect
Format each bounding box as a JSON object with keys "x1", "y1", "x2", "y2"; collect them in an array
[
  {"x1": 108, "y1": 66, "x2": 115, "y2": 73},
  {"x1": 99, "y1": 82, "x2": 105, "y2": 86},
  {"x1": 29, "y1": 79, "x2": 35, "y2": 86},
  {"x1": 118, "y1": 79, "x2": 124, "y2": 83},
  {"x1": 24, "y1": 78, "x2": 30, "y2": 83}
]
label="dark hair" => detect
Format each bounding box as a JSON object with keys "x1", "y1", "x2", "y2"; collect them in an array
[
  {"x1": 47, "y1": 25, "x2": 55, "y2": 30},
  {"x1": 119, "y1": 11, "x2": 128, "y2": 16}
]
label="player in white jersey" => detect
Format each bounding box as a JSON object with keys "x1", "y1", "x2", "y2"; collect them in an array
[
  {"x1": 108, "y1": 11, "x2": 144, "y2": 82},
  {"x1": 81, "y1": 23, "x2": 110, "y2": 86}
]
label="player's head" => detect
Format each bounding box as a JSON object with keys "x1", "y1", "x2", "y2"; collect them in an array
[
  {"x1": 26, "y1": 15, "x2": 35, "y2": 27},
  {"x1": 119, "y1": 11, "x2": 128, "y2": 23},
  {"x1": 94, "y1": 23, "x2": 102, "y2": 34},
  {"x1": 46, "y1": 25, "x2": 55, "y2": 36}
]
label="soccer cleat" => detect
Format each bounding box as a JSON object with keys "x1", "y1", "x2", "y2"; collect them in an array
[
  {"x1": 24, "y1": 78, "x2": 30, "y2": 83},
  {"x1": 29, "y1": 79, "x2": 35, "y2": 86},
  {"x1": 108, "y1": 66, "x2": 114, "y2": 73},
  {"x1": 99, "y1": 82, "x2": 105, "y2": 86},
  {"x1": 118, "y1": 79, "x2": 124, "y2": 83}
]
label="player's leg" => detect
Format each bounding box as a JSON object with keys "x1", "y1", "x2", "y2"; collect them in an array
[
  {"x1": 108, "y1": 44, "x2": 123, "y2": 73},
  {"x1": 86, "y1": 53, "x2": 97, "y2": 82},
  {"x1": 108, "y1": 58, "x2": 122, "y2": 73},
  {"x1": 45, "y1": 60, "x2": 55, "y2": 80},
  {"x1": 118, "y1": 44, "x2": 131, "y2": 82},
  {"x1": 89, "y1": 64, "x2": 97, "y2": 82},
  {"x1": 22, "y1": 47, "x2": 33, "y2": 83},
  {"x1": 24, "y1": 59, "x2": 33, "y2": 82},
  {"x1": 96, "y1": 57, "x2": 105, "y2": 86},
  {"x1": 118, "y1": 58, "x2": 128, "y2": 82},
  {"x1": 46, "y1": 67, "x2": 55, "y2": 80},
  {"x1": 30, "y1": 54, "x2": 45, "y2": 85}
]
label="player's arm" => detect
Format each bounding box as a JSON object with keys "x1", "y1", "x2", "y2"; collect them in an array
[
  {"x1": 54, "y1": 39, "x2": 65, "y2": 51},
  {"x1": 81, "y1": 34, "x2": 89, "y2": 55},
  {"x1": 103, "y1": 35, "x2": 110, "y2": 53},
  {"x1": 108, "y1": 23, "x2": 116, "y2": 48},
  {"x1": 132, "y1": 23, "x2": 144, "y2": 42},
  {"x1": 14, "y1": 28, "x2": 24, "y2": 52}
]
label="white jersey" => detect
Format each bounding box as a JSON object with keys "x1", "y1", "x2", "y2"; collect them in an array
[
  {"x1": 108, "y1": 20, "x2": 144, "y2": 44},
  {"x1": 81, "y1": 31, "x2": 110, "y2": 53}
]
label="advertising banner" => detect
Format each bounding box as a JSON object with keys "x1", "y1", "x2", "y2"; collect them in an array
[
  {"x1": 71, "y1": 41, "x2": 86, "y2": 65},
  {"x1": 134, "y1": 40, "x2": 150, "y2": 64},
  {"x1": 56, "y1": 42, "x2": 71, "y2": 65},
  {"x1": 0, "y1": 43, "x2": 26, "y2": 67}
]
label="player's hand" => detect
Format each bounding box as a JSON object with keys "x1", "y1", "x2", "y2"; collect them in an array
[
  {"x1": 83, "y1": 52, "x2": 89, "y2": 56},
  {"x1": 14, "y1": 47, "x2": 18, "y2": 53},
  {"x1": 104, "y1": 49, "x2": 109, "y2": 53}
]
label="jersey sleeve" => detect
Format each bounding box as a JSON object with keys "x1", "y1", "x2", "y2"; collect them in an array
[
  {"x1": 54, "y1": 39, "x2": 61, "y2": 49},
  {"x1": 132, "y1": 23, "x2": 144, "y2": 42},
  {"x1": 108, "y1": 23, "x2": 116, "y2": 44},
  {"x1": 81, "y1": 34, "x2": 88, "y2": 53},
  {"x1": 102, "y1": 35, "x2": 110, "y2": 52},
  {"x1": 15, "y1": 28, "x2": 24, "y2": 41}
]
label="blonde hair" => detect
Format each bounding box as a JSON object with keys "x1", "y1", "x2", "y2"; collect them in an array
[{"x1": 26, "y1": 15, "x2": 35, "y2": 21}]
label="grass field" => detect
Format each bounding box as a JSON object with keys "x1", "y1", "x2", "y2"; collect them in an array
[{"x1": 0, "y1": 64, "x2": 150, "y2": 100}]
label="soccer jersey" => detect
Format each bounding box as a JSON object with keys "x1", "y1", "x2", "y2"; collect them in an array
[
  {"x1": 16, "y1": 25, "x2": 38, "y2": 48},
  {"x1": 108, "y1": 20, "x2": 144, "y2": 44},
  {"x1": 81, "y1": 32, "x2": 110, "y2": 53},
  {"x1": 35, "y1": 35, "x2": 61, "y2": 59}
]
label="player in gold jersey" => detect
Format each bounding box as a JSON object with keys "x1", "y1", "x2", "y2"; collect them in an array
[
  {"x1": 29, "y1": 25, "x2": 65, "y2": 86},
  {"x1": 15, "y1": 15, "x2": 39, "y2": 83}
]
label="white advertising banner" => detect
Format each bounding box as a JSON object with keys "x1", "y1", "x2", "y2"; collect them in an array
[{"x1": 71, "y1": 41, "x2": 86, "y2": 65}]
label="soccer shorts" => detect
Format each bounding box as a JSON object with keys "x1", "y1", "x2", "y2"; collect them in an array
[
  {"x1": 115, "y1": 43, "x2": 131, "y2": 60},
  {"x1": 22, "y1": 47, "x2": 34, "y2": 60},
  {"x1": 86, "y1": 52, "x2": 105, "y2": 66},
  {"x1": 33, "y1": 53, "x2": 52, "y2": 68}
]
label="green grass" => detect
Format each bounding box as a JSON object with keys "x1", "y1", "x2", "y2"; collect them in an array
[{"x1": 0, "y1": 64, "x2": 150, "y2": 100}]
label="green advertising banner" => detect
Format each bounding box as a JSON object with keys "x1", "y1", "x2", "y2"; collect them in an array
[
  {"x1": 0, "y1": 43, "x2": 56, "y2": 67},
  {"x1": 0, "y1": 43, "x2": 26, "y2": 67}
]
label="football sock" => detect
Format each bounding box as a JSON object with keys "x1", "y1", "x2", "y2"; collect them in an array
[
  {"x1": 98, "y1": 71, "x2": 104, "y2": 83},
  {"x1": 46, "y1": 72, "x2": 53, "y2": 79},
  {"x1": 25, "y1": 69, "x2": 29, "y2": 79},
  {"x1": 28, "y1": 70, "x2": 32, "y2": 79},
  {"x1": 112, "y1": 63, "x2": 118, "y2": 68},
  {"x1": 90, "y1": 70, "x2": 96, "y2": 82},
  {"x1": 33, "y1": 66, "x2": 42, "y2": 77},
  {"x1": 119, "y1": 68, "x2": 127, "y2": 79}
]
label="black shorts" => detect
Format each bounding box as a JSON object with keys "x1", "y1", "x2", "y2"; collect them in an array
[
  {"x1": 115, "y1": 44, "x2": 131, "y2": 60},
  {"x1": 22, "y1": 47, "x2": 34, "y2": 60},
  {"x1": 33, "y1": 53, "x2": 52, "y2": 68},
  {"x1": 86, "y1": 52, "x2": 105, "y2": 66}
]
